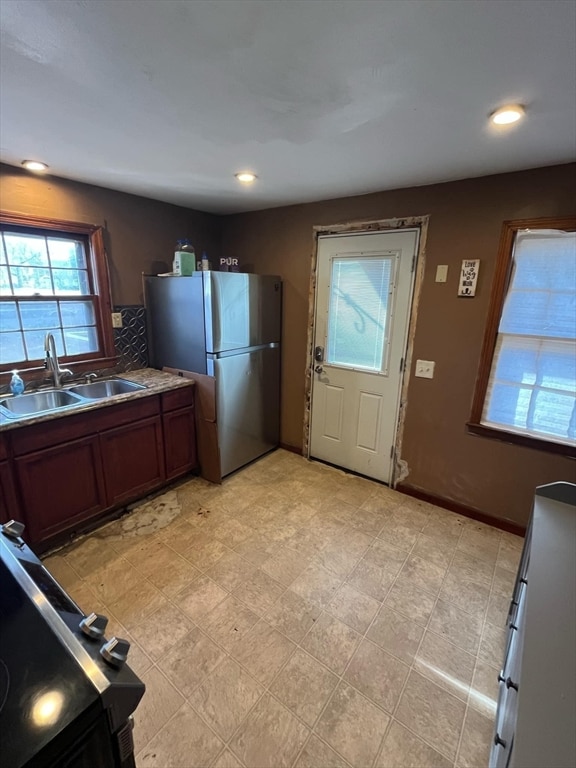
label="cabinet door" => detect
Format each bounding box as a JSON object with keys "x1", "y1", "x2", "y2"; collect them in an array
[
  {"x1": 15, "y1": 436, "x2": 106, "y2": 544},
  {"x1": 163, "y1": 407, "x2": 197, "y2": 480},
  {"x1": 101, "y1": 416, "x2": 165, "y2": 506},
  {"x1": 0, "y1": 461, "x2": 20, "y2": 525}
]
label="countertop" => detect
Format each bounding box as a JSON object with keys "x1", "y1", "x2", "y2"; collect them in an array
[{"x1": 0, "y1": 368, "x2": 194, "y2": 432}]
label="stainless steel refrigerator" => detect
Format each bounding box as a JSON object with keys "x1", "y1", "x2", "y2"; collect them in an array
[{"x1": 144, "y1": 272, "x2": 281, "y2": 477}]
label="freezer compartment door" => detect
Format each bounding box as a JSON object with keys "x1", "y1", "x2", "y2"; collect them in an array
[
  {"x1": 144, "y1": 276, "x2": 207, "y2": 373},
  {"x1": 204, "y1": 272, "x2": 282, "y2": 353},
  {"x1": 214, "y1": 346, "x2": 280, "y2": 476}
]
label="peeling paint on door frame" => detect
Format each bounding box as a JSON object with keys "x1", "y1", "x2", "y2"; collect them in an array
[{"x1": 302, "y1": 214, "x2": 429, "y2": 487}]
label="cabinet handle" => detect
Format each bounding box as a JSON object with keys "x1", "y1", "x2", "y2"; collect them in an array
[
  {"x1": 494, "y1": 733, "x2": 507, "y2": 748},
  {"x1": 520, "y1": 577, "x2": 527, "y2": 584},
  {"x1": 505, "y1": 676, "x2": 519, "y2": 691}
]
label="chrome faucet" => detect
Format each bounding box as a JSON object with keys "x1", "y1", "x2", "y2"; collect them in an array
[{"x1": 44, "y1": 333, "x2": 73, "y2": 388}]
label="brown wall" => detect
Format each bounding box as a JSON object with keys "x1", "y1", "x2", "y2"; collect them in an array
[
  {"x1": 222, "y1": 163, "x2": 576, "y2": 527},
  {"x1": 2, "y1": 160, "x2": 574, "y2": 526},
  {"x1": 0, "y1": 163, "x2": 220, "y2": 305}
]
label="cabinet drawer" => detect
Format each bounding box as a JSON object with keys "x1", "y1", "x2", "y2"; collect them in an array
[
  {"x1": 161, "y1": 386, "x2": 194, "y2": 413},
  {"x1": 504, "y1": 581, "x2": 525, "y2": 660},
  {"x1": 491, "y1": 684, "x2": 518, "y2": 768},
  {"x1": 11, "y1": 396, "x2": 160, "y2": 456}
]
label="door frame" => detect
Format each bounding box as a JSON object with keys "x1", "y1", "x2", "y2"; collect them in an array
[{"x1": 303, "y1": 215, "x2": 429, "y2": 486}]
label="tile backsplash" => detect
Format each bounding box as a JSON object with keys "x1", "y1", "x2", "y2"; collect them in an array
[{"x1": 113, "y1": 305, "x2": 148, "y2": 371}]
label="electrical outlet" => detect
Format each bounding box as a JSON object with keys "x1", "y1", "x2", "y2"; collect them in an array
[
  {"x1": 111, "y1": 312, "x2": 123, "y2": 328},
  {"x1": 415, "y1": 359, "x2": 435, "y2": 378}
]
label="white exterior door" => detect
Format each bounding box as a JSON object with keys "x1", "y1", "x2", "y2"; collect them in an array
[{"x1": 309, "y1": 230, "x2": 418, "y2": 483}]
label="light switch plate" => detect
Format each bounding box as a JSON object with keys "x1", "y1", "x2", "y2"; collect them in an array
[
  {"x1": 415, "y1": 359, "x2": 435, "y2": 378},
  {"x1": 435, "y1": 265, "x2": 448, "y2": 283},
  {"x1": 111, "y1": 312, "x2": 123, "y2": 328}
]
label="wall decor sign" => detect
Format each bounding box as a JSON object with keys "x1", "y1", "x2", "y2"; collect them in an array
[{"x1": 458, "y1": 259, "x2": 480, "y2": 297}]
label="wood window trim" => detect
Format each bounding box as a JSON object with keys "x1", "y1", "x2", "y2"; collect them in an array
[
  {"x1": 467, "y1": 216, "x2": 576, "y2": 458},
  {"x1": 0, "y1": 211, "x2": 117, "y2": 375}
]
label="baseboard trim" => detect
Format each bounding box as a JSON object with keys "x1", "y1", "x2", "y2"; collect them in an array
[
  {"x1": 396, "y1": 483, "x2": 526, "y2": 537},
  {"x1": 279, "y1": 442, "x2": 303, "y2": 456}
]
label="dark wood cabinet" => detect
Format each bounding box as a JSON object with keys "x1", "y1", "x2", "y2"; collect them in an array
[
  {"x1": 0, "y1": 461, "x2": 19, "y2": 524},
  {"x1": 15, "y1": 436, "x2": 106, "y2": 543},
  {"x1": 161, "y1": 386, "x2": 197, "y2": 481},
  {"x1": 0, "y1": 434, "x2": 20, "y2": 524},
  {"x1": 101, "y1": 416, "x2": 165, "y2": 505},
  {"x1": 0, "y1": 383, "x2": 196, "y2": 552},
  {"x1": 163, "y1": 407, "x2": 197, "y2": 480}
]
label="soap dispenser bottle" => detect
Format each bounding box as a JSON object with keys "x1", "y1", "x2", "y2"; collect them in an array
[{"x1": 9, "y1": 370, "x2": 25, "y2": 395}]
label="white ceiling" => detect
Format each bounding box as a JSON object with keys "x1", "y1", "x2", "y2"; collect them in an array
[{"x1": 1, "y1": 0, "x2": 575, "y2": 214}]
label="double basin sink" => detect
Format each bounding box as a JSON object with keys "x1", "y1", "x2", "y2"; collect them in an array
[{"x1": 0, "y1": 378, "x2": 145, "y2": 420}]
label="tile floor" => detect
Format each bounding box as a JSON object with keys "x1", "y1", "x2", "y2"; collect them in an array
[{"x1": 43, "y1": 449, "x2": 524, "y2": 768}]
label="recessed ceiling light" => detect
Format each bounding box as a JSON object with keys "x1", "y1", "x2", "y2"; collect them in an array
[
  {"x1": 235, "y1": 172, "x2": 257, "y2": 183},
  {"x1": 490, "y1": 105, "x2": 525, "y2": 125},
  {"x1": 22, "y1": 160, "x2": 49, "y2": 171}
]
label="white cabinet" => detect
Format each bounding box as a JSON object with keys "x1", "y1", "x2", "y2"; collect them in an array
[{"x1": 490, "y1": 482, "x2": 576, "y2": 768}]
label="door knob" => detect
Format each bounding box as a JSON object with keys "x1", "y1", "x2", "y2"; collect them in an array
[
  {"x1": 494, "y1": 733, "x2": 507, "y2": 748},
  {"x1": 505, "y1": 676, "x2": 519, "y2": 691},
  {"x1": 315, "y1": 365, "x2": 323, "y2": 374}
]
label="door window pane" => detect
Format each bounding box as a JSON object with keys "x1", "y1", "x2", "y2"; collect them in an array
[{"x1": 327, "y1": 256, "x2": 394, "y2": 372}]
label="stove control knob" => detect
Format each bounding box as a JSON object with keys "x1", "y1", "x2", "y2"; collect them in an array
[
  {"x1": 1, "y1": 520, "x2": 25, "y2": 540},
  {"x1": 100, "y1": 637, "x2": 130, "y2": 668},
  {"x1": 79, "y1": 612, "x2": 109, "y2": 640}
]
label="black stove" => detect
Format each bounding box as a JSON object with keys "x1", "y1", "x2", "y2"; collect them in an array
[{"x1": 0, "y1": 522, "x2": 145, "y2": 768}]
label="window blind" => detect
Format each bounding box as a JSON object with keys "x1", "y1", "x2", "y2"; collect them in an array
[
  {"x1": 482, "y1": 229, "x2": 576, "y2": 444},
  {"x1": 327, "y1": 256, "x2": 393, "y2": 372}
]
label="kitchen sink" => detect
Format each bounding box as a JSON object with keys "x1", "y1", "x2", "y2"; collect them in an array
[
  {"x1": 0, "y1": 389, "x2": 83, "y2": 417},
  {"x1": 67, "y1": 378, "x2": 145, "y2": 399},
  {"x1": 0, "y1": 378, "x2": 147, "y2": 421}
]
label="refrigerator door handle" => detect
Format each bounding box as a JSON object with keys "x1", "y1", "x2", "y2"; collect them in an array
[{"x1": 208, "y1": 342, "x2": 279, "y2": 360}]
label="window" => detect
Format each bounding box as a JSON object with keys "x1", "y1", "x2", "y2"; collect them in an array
[
  {"x1": 0, "y1": 213, "x2": 115, "y2": 372},
  {"x1": 469, "y1": 217, "x2": 576, "y2": 455},
  {"x1": 327, "y1": 255, "x2": 395, "y2": 373}
]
